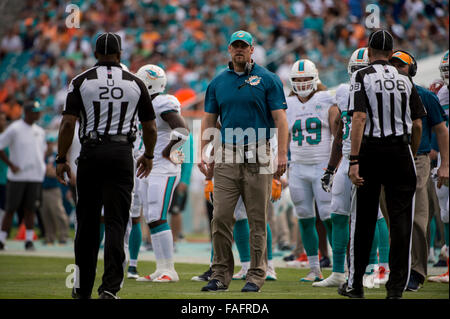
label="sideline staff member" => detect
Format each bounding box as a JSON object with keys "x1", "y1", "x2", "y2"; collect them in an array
[
  {"x1": 390, "y1": 50, "x2": 449, "y2": 291},
  {"x1": 56, "y1": 33, "x2": 157, "y2": 299},
  {"x1": 198, "y1": 30, "x2": 289, "y2": 293},
  {"x1": 339, "y1": 30, "x2": 427, "y2": 299}
]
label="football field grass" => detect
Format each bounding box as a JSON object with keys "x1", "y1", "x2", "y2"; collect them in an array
[{"x1": 0, "y1": 255, "x2": 448, "y2": 299}]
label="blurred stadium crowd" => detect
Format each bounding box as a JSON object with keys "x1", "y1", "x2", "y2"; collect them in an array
[{"x1": 0, "y1": 0, "x2": 449, "y2": 128}]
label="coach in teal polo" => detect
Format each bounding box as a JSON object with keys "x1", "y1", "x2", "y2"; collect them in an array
[{"x1": 198, "y1": 30, "x2": 289, "y2": 292}]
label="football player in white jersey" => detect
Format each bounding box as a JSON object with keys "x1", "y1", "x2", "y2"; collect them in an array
[
  {"x1": 286, "y1": 59, "x2": 339, "y2": 282},
  {"x1": 429, "y1": 50, "x2": 449, "y2": 284},
  {"x1": 133, "y1": 64, "x2": 189, "y2": 283}
]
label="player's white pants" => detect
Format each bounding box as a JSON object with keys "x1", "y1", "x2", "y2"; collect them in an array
[
  {"x1": 234, "y1": 197, "x2": 247, "y2": 221},
  {"x1": 131, "y1": 177, "x2": 143, "y2": 219},
  {"x1": 289, "y1": 161, "x2": 331, "y2": 220},
  {"x1": 331, "y1": 156, "x2": 383, "y2": 219},
  {"x1": 435, "y1": 183, "x2": 449, "y2": 223},
  {"x1": 140, "y1": 174, "x2": 180, "y2": 223}
]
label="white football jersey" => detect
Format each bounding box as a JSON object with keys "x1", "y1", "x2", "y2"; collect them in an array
[
  {"x1": 335, "y1": 83, "x2": 352, "y2": 157},
  {"x1": 146, "y1": 94, "x2": 182, "y2": 175},
  {"x1": 286, "y1": 91, "x2": 335, "y2": 164},
  {"x1": 437, "y1": 85, "x2": 449, "y2": 119}
]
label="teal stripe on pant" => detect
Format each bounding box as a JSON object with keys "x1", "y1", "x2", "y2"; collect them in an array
[
  {"x1": 331, "y1": 213, "x2": 349, "y2": 273},
  {"x1": 233, "y1": 219, "x2": 251, "y2": 263},
  {"x1": 323, "y1": 218, "x2": 333, "y2": 247},
  {"x1": 298, "y1": 217, "x2": 319, "y2": 256},
  {"x1": 377, "y1": 218, "x2": 390, "y2": 264},
  {"x1": 429, "y1": 217, "x2": 436, "y2": 250},
  {"x1": 160, "y1": 176, "x2": 177, "y2": 221},
  {"x1": 129, "y1": 223, "x2": 142, "y2": 261},
  {"x1": 99, "y1": 223, "x2": 105, "y2": 248},
  {"x1": 366, "y1": 223, "x2": 379, "y2": 273},
  {"x1": 267, "y1": 223, "x2": 273, "y2": 261}
]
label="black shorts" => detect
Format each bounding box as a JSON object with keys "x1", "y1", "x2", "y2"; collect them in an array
[{"x1": 5, "y1": 181, "x2": 42, "y2": 213}]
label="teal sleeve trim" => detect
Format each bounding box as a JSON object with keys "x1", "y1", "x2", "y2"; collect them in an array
[
  {"x1": 160, "y1": 109, "x2": 178, "y2": 115},
  {"x1": 149, "y1": 222, "x2": 171, "y2": 235}
]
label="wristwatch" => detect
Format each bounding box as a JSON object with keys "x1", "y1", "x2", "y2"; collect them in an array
[{"x1": 55, "y1": 155, "x2": 67, "y2": 164}]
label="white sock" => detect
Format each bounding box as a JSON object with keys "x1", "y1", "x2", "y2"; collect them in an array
[
  {"x1": 26, "y1": 230, "x2": 34, "y2": 242},
  {"x1": 129, "y1": 259, "x2": 137, "y2": 267},
  {"x1": 268, "y1": 259, "x2": 274, "y2": 269},
  {"x1": 241, "y1": 261, "x2": 250, "y2": 271},
  {"x1": 151, "y1": 229, "x2": 174, "y2": 270},
  {"x1": 0, "y1": 230, "x2": 7, "y2": 243},
  {"x1": 308, "y1": 255, "x2": 320, "y2": 271}
]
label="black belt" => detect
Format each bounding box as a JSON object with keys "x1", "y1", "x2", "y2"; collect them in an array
[
  {"x1": 362, "y1": 134, "x2": 410, "y2": 145},
  {"x1": 81, "y1": 133, "x2": 132, "y2": 145}
]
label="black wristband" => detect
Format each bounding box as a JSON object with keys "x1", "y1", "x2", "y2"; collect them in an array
[
  {"x1": 326, "y1": 165, "x2": 336, "y2": 173},
  {"x1": 55, "y1": 155, "x2": 66, "y2": 164},
  {"x1": 349, "y1": 155, "x2": 359, "y2": 161},
  {"x1": 349, "y1": 161, "x2": 359, "y2": 166},
  {"x1": 144, "y1": 153, "x2": 154, "y2": 160}
]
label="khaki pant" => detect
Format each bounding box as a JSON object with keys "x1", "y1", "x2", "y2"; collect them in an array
[
  {"x1": 211, "y1": 145, "x2": 272, "y2": 288},
  {"x1": 411, "y1": 154, "x2": 431, "y2": 280},
  {"x1": 40, "y1": 187, "x2": 69, "y2": 243}
]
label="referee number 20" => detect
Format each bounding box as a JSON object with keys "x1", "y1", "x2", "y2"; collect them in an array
[
  {"x1": 375, "y1": 79, "x2": 406, "y2": 91},
  {"x1": 99, "y1": 86, "x2": 124, "y2": 99}
]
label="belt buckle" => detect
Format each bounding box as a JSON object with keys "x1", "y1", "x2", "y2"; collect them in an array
[{"x1": 88, "y1": 131, "x2": 98, "y2": 140}]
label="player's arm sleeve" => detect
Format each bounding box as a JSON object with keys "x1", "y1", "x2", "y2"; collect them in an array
[
  {"x1": 350, "y1": 71, "x2": 369, "y2": 114},
  {"x1": 62, "y1": 77, "x2": 83, "y2": 117},
  {"x1": 335, "y1": 85, "x2": 348, "y2": 112},
  {"x1": 267, "y1": 74, "x2": 287, "y2": 111},
  {"x1": 159, "y1": 95, "x2": 181, "y2": 117},
  {"x1": 409, "y1": 84, "x2": 427, "y2": 121},
  {"x1": 204, "y1": 80, "x2": 219, "y2": 114},
  {"x1": 135, "y1": 78, "x2": 156, "y2": 122}
]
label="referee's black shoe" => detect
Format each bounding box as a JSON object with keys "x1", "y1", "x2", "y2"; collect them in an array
[
  {"x1": 386, "y1": 290, "x2": 403, "y2": 299},
  {"x1": 72, "y1": 288, "x2": 91, "y2": 299},
  {"x1": 98, "y1": 291, "x2": 119, "y2": 299},
  {"x1": 337, "y1": 282, "x2": 364, "y2": 298}
]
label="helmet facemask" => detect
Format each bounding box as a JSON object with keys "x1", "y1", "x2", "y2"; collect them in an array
[
  {"x1": 440, "y1": 65, "x2": 449, "y2": 86},
  {"x1": 290, "y1": 76, "x2": 318, "y2": 97}
]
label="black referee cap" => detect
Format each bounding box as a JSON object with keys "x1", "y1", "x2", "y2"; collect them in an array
[
  {"x1": 95, "y1": 33, "x2": 122, "y2": 55},
  {"x1": 368, "y1": 29, "x2": 393, "y2": 51}
]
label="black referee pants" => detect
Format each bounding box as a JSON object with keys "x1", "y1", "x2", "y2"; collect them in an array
[
  {"x1": 74, "y1": 142, "x2": 134, "y2": 297},
  {"x1": 349, "y1": 140, "x2": 416, "y2": 295}
]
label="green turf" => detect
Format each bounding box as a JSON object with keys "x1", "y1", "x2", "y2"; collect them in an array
[{"x1": 0, "y1": 255, "x2": 448, "y2": 299}]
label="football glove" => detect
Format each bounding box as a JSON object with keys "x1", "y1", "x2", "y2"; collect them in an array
[
  {"x1": 271, "y1": 179, "x2": 282, "y2": 202},
  {"x1": 170, "y1": 149, "x2": 185, "y2": 164},
  {"x1": 321, "y1": 168, "x2": 335, "y2": 193},
  {"x1": 204, "y1": 179, "x2": 214, "y2": 204}
]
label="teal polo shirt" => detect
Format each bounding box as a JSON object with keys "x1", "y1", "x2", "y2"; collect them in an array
[
  {"x1": 204, "y1": 63, "x2": 287, "y2": 144},
  {"x1": 415, "y1": 85, "x2": 446, "y2": 155}
]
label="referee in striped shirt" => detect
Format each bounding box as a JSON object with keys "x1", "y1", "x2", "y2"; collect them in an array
[
  {"x1": 56, "y1": 33, "x2": 157, "y2": 299},
  {"x1": 338, "y1": 30, "x2": 427, "y2": 299}
]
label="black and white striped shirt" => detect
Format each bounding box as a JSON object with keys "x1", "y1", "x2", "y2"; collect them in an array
[
  {"x1": 349, "y1": 60, "x2": 426, "y2": 138},
  {"x1": 63, "y1": 62, "x2": 155, "y2": 141}
]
